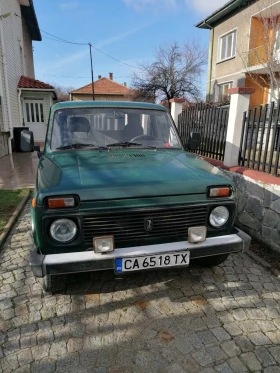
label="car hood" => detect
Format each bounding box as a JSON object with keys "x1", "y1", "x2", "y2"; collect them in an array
[{"x1": 36, "y1": 149, "x2": 234, "y2": 203}]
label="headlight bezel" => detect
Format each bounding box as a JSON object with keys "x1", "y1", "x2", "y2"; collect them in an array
[
  {"x1": 49, "y1": 218, "x2": 78, "y2": 243},
  {"x1": 209, "y1": 206, "x2": 230, "y2": 228}
]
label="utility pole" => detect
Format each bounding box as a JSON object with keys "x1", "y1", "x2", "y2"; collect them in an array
[{"x1": 89, "y1": 43, "x2": 95, "y2": 100}]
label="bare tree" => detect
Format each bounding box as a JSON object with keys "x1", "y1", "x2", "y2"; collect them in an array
[
  {"x1": 239, "y1": 1, "x2": 280, "y2": 102},
  {"x1": 131, "y1": 41, "x2": 207, "y2": 108},
  {"x1": 51, "y1": 84, "x2": 75, "y2": 102}
]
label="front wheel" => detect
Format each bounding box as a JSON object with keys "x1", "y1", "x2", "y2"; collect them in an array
[
  {"x1": 42, "y1": 274, "x2": 66, "y2": 293},
  {"x1": 193, "y1": 254, "x2": 229, "y2": 267}
]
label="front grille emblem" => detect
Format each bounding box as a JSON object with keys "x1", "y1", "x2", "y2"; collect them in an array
[{"x1": 144, "y1": 218, "x2": 153, "y2": 231}]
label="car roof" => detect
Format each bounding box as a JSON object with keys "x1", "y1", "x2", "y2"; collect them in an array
[{"x1": 51, "y1": 100, "x2": 167, "y2": 112}]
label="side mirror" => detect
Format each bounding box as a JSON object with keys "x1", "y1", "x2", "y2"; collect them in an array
[
  {"x1": 188, "y1": 132, "x2": 201, "y2": 151},
  {"x1": 20, "y1": 130, "x2": 34, "y2": 152}
]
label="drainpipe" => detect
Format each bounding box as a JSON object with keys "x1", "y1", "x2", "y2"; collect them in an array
[
  {"x1": 18, "y1": 88, "x2": 22, "y2": 125},
  {"x1": 0, "y1": 8, "x2": 13, "y2": 154},
  {"x1": 204, "y1": 21, "x2": 214, "y2": 102}
]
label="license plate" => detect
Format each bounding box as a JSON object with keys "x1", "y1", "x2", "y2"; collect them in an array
[{"x1": 115, "y1": 252, "x2": 190, "y2": 273}]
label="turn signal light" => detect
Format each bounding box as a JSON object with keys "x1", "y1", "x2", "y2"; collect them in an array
[
  {"x1": 31, "y1": 198, "x2": 36, "y2": 208},
  {"x1": 48, "y1": 197, "x2": 75, "y2": 209},
  {"x1": 209, "y1": 187, "x2": 231, "y2": 198}
]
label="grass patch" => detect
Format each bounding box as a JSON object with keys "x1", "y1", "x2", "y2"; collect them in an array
[{"x1": 0, "y1": 189, "x2": 29, "y2": 235}]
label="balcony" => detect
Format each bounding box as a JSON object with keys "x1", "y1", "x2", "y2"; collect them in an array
[{"x1": 242, "y1": 43, "x2": 280, "y2": 74}]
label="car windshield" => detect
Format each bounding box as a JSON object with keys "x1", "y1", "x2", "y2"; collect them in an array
[{"x1": 51, "y1": 107, "x2": 181, "y2": 150}]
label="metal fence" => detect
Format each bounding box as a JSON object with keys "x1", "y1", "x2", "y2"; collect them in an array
[
  {"x1": 178, "y1": 104, "x2": 229, "y2": 160},
  {"x1": 239, "y1": 101, "x2": 280, "y2": 176}
]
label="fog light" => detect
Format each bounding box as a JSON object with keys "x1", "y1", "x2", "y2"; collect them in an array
[
  {"x1": 188, "y1": 226, "x2": 207, "y2": 243},
  {"x1": 93, "y1": 236, "x2": 114, "y2": 253}
]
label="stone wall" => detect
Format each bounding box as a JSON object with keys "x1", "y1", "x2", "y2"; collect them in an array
[{"x1": 224, "y1": 170, "x2": 280, "y2": 253}]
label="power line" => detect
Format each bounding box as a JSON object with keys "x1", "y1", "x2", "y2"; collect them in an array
[
  {"x1": 40, "y1": 29, "x2": 88, "y2": 46},
  {"x1": 37, "y1": 73, "x2": 133, "y2": 79},
  {"x1": 39, "y1": 29, "x2": 144, "y2": 70},
  {"x1": 15, "y1": 12, "x2": 144, "y2": 71}
]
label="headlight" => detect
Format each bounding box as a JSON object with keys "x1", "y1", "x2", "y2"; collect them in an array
[
  {"x1": 209, "y1": 206, "x2": 229, "y2": 228},
  {"x1": 50, "y1": 219, "x2": 77, "y2": 242}
]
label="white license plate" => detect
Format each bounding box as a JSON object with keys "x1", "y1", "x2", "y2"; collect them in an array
[{"x1": 115, "y1": 252, "x2": 190, "y2": 273}]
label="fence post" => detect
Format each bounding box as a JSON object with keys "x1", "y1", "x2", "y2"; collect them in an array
[
  {"x1": 224, "y1": 87, "x2": 255, "y2": 167},
  {"x1": 170, "y1": 98, "x2": 185, "y2": 127}
]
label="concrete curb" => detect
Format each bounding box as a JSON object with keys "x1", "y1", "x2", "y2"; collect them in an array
[
  {"x1": 0, "y1": 190, "x2": 32, "y2": 249},
  {"x1": 245, "y1": 249, "x2": 280, "y2": 279}
]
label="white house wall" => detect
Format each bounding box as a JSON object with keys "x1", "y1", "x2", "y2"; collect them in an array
[
  {"x1": 22, "y1": 18, "x2": 34, "y2": 78},
  {"x1": 1, "y1": 0, "x2": 30, "y2": 129},
  {"x1": 0, "y1": 36, "x2": 8, "y2": 132}
]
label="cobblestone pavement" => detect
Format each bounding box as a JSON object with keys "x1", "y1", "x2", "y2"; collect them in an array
[{"x1": 0, "y1": 203, "x2": 280, "y2": 373}]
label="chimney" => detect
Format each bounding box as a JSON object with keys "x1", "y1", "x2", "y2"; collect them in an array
[
  {"x1": 98, "y1": 75, "x2": 101, "y2": 79},
  {"x1": 109, "y1": 72, "x2": 113, "y2": 80},
  {"x1": 124, "y1": 82, "x2": 127, "y2": 87}
]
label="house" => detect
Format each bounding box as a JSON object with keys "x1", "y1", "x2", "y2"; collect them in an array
[
  {"x1": 0, "y1": 0, "x2": 56, "y2": 158},
  {"x1": 70, "y1": 73, "x2": 130, "y2": 101},
  {"x1": 196, "y1": 0, "x2": 280, "y2": 108}
]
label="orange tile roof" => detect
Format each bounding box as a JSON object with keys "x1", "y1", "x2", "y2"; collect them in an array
[
  {"x1": 18, "y1": 76, "x2": 55, "y2": 89},
  {"x1": 71, "y1": 78, "x2": 129, "y2": 95}
]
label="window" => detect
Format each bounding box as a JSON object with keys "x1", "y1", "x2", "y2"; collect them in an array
[
  {"x1": 24, "y1": 100, "x2": 45, "y2": 123},
  {"x1": 217, "y1": 82, "x2": 233, "y2": 101},
  {"x1": 219, "y1": 30, "x2": 237, "y2": 61},
  {"x1": 51, "y1": 108, "x2": 181, "y2": 150}
]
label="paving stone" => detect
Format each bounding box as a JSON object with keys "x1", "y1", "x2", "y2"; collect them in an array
[
  {"x1": 67, "y1": 338, "x2": 83, "y2": 353},
  {"x1": 192, "y1": 349, "x2": 215, "y2": 366},
  {"x1": 239, "y1": 320, "x2": 261, "y2": 333},
  {"x1": 32, "y1": 358, "x2": 56, "y2": 373},
  {"x1": 215, "y1": 362, "x2": 235, "y2": 373},
  {"x1": 235, "y1": 336, "x2": 254, "y2": 352},
  {"x1": 0, "y1": 354, "x2": 19, "y2": 372},
  {"x1": 257, "y1": 320, "x2": 277, "y2": 333},
  {"x1": 49, "y1": 340, "x2": 67, "y2": 356},
  {"x1": 197, "y1": 330, "x2": 218, "y2": 345},
  {"x1": 1, "y1": 206, "x2": 280, "y2": 373},
  {"x1": 17, "y1": 349, "x2": 32, "y2": 366},
  {"x1": 266, "y1": 331, "x2": 280, "y2": 344},
  {"x1": 263, "y1": 368, "x2": 280, "y2": 373},
  {"x1": 207, "y1": 346, "x2": 227, "y2": 362},
  {"x1": 221, "y1": 340, "x2": 241, "y2": 357},
  {"x1": 211, "y1": 327, "x2": 231, "y2": 342},
  {"x1": 3, "y1": 339, "x2": 20, "y2": 356},
  {"x1": 269, "y1": 346, "x2": 280, "y2": 364},
  {"x1": 228, "y1": 356, "x2": 247, "y2": 373},
  {"x1": 31, "y1": 343, "x2": 50, "y2": 360},
  {"x1": 255, "y1": 347, "x2": 276, "y2": 367},
  {"x1": 241, "y1": 352, "x2": 262, "y2": 371},
  {"x1": 223, "y1": 323, "x2": 243, "y2": 336},
  {"x1": 248, "y1": 332, "x2": 272, "y2": 346},
  {"x1": 56, "y1": 352, "x2": 79, "y2": 371}
]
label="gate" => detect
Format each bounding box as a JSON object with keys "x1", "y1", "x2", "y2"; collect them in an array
[
  {"x1": 178, "y1": 104, "x2": 229, "y2": 160},
  {"x1": 239, "y1": 101, "x2": 280, "y2": 176}
]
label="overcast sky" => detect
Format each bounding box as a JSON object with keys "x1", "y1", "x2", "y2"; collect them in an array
[{"x1": 32, "y1": 0, "x2": 227, "y2": 91}]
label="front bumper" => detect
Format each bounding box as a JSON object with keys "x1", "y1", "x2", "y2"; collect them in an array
[{"x1": 30, "y1": 228, "x2": 251, "y2": 277}]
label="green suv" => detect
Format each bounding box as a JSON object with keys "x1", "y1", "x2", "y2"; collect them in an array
[{"x1": 21, "y1": 101, "x2": 251, "y2": 292}]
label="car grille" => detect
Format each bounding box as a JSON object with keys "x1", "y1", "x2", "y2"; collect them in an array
[{"x1": 82, "y1": 205, "x2": 208, "y2": 248}]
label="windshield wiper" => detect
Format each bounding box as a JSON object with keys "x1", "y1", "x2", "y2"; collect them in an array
[
  {"x1": 106, "y1": 142, "x2": 143, "y2": 147},
  {"x1": 56, "y1": 144, "x2": 108, "y2": 150},
  {"x1": 107, "y1": 142, "x2": 157, "y2": 149}
]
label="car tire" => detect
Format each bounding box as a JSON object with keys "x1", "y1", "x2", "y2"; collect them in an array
[
  {"x1": 193, "y1": 254, "x2": 230, "y2": 267},
  {"x1": 42, "y1": 274, "x2": 66, "y2": 293}
]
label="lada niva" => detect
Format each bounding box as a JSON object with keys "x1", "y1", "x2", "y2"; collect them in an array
[{"x1": 21, "y1": 101, "x2": 251, "y2": 292}]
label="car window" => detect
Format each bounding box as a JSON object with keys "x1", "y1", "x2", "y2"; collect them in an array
[{"x1": 51, "y1": 107, "x2": 181, "y2": 150}]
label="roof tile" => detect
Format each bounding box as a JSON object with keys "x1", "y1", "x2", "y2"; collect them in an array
[
  {"x1": 71, "y1": 77, "x2": 129, "y2": 95},
  {"x1": 18, "y1": 76, "x2": 55, "y2": 89}
]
